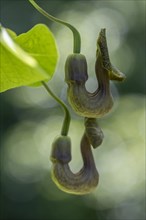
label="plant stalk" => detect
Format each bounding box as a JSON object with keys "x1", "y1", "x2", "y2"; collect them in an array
[
  {"x1": 29, "y1": 0, "x2": 81, "y2": 53},
  {"x1": 42, "y1": 81, "x2": 70, "y2": 136}
]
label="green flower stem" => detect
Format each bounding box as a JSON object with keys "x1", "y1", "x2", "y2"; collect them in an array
[
  {"x1": 42, "y1": 81, "x2": 70, "y2": 136},
  {"x1": 29, "y1": 0, "x2": 81, "y2": 53}
]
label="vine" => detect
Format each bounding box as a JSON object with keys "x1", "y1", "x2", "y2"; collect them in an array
[{"x1": 0, "y1": 0, "x2": 125, "y2": 195}]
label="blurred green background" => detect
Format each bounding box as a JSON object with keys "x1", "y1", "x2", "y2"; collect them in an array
[{"x1": 0, "y1": 0, "x2": 145, "y2": 220}]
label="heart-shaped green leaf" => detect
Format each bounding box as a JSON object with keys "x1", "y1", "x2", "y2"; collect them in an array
[{"x1": 0, "y1": 24, "x2": 58, "y2": 92}]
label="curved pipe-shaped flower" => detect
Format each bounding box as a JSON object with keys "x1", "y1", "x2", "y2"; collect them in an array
[
  {"x1": 50, "y1": 134, "x2": 99, "y2": 195},
  {"x1": 65, "y1": 29, "x2": 125, "y2": 118}
]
